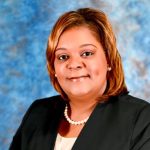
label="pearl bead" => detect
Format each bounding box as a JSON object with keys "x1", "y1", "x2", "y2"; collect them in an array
[{"x1": 64, "y1": 104, "x2": 89, "y2": 125}]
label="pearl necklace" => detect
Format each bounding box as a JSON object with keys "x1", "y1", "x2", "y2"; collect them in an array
[{"x1": 64, "y1": 104, "x2": 89, "y2": 125}]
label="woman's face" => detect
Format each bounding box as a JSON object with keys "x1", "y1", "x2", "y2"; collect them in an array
[{"x1": 54, "y1": 26, "x2": 108, "y2": 100}]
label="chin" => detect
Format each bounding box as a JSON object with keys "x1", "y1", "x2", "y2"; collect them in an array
[{"x1": 67, "y1": 89, "x2": 91, "y2": 98}]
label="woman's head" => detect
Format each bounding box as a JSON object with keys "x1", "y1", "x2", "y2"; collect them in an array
[{"x1": 46, "y1": 7, "x2": 128, "y2": 101}]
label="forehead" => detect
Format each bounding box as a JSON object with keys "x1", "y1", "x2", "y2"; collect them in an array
[{"x1": 57, "y1": 26, "x2": 100, "y2": 47}]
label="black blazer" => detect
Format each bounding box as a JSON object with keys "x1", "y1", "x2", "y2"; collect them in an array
[{"x1": 9, "y1": 94, "x2": 150, "y2": 150}]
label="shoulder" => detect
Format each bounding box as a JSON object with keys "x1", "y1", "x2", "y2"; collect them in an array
[
  {"x1": 117, "y1": 95, "x2": 150, "y2": 149},
  {"x1": 112, "y1": 94, "x2": 150, "y2": 112},
  {"x1": 28, "y1": 95, "x2": 65, "y2": 112},
  {"x1": 21, "y1": 95, "x2": 65, "y2": 126},
  {"x1": 9, "y1": 95, "x2": 65, "y2": 149},
  {"x1": 118, "y1": 94, "x2": 149, "y2": 105},
  {"x1": 108, "y1": 94, "x2": 150, "y2": 148},
  {"x1": 32, "y1": 94, "x2": 63, "y2": 105},
  {"x1": 117, "y1": 94, "x2": 150, "y2": 123},
  {"x1": 104, "y1": 94, "x2": 150, "y2": 126}
]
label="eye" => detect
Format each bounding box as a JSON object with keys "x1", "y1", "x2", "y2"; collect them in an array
[
  {"x1": 57, "y1": 54, "x2": 69, "y2": 61},
  {"x1": 81, "y1": 51, "x2": 94, "y2": 57}
]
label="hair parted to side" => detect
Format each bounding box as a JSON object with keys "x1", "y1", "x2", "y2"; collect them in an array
[{"x1": 46, "y1": 7, "x2": 128, "y2": 101}]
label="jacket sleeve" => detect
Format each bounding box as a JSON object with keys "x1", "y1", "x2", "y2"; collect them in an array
[
  {"x1": 9, "y1": 101, "x2": 37, "y2": 150},
  {"x1": 130, "y1": 104, "x2": 150, "y2": 150}
]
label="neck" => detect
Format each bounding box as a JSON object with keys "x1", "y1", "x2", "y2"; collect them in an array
[{"x1": 67, "y1": 97, "x2": 98, "y2": 121}]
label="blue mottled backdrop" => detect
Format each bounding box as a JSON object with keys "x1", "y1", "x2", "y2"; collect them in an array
[{"x1": 0, "y1": 0, "x2": 150, "y2": 149}]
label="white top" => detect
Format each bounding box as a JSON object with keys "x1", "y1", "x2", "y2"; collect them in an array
[{"x1": 54, "y1": 133, "x2": 77, "y2": 150}]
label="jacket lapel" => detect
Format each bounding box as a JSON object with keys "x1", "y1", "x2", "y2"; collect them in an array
[{"x1": 72, "y1": 102, "x2": 107, "y2": 150}]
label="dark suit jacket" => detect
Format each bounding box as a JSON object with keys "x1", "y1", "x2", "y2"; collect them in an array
[{"x1": 9, "y1": 94, "x2": 150, "y2": 150}]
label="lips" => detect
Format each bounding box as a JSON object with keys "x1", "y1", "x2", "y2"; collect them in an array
[{"x1": 67, "y1": 75, "x2": 90, "y2": 80}]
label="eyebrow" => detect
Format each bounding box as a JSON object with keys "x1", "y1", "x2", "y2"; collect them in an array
[
  {"x1": 55, "y1": 44, "x2": 97, "y2": 52},
  {"x1": 80, "y1": 44, "x2": 97, "y2": 48}
]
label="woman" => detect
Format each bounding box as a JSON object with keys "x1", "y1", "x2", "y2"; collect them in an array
[{"x1": 10, "y1": 8, "x2": 150, "y2": 150}]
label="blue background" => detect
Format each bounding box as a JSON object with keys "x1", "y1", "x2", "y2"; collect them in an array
[{"x1": 0, "y1": 0, "x2": 150, "y2": 149}]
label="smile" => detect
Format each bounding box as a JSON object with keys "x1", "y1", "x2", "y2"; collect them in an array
[{"x1": 67, "y1": 75, "x2": 90, "y2": 82}]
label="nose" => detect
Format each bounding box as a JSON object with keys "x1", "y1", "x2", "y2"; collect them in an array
[{"x1": 67, "y1": 57, "x2": 85, "y2": 70}]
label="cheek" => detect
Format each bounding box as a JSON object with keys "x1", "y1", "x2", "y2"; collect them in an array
[
  {"x1": 95, "y1": 69, "x2": 100, "y2": 76},
  {"x1": 91, "y1": 63, "x2": 107, "y2": 76},
  {"x1": 55, "y1": 64, "x2": 65, "y2": 79}
]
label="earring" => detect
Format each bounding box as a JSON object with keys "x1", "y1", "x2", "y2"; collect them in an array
[
  {"x1": 55, "y1": 74, "x2": 57, "y2": 77},
  {"x1": 107, "y1": 67, "x2": 111, "y2": 71}
]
